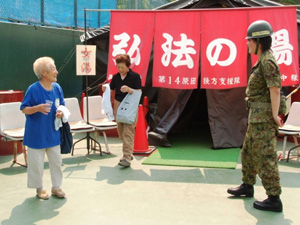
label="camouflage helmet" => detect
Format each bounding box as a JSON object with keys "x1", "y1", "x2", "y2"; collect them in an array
[{"x1": 246, "y1": 20, "x2": 273, "y2": 39}]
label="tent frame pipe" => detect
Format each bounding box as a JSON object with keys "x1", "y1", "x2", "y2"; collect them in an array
[
  {"x1": 80, "y1": 8, "x2": 103, "y2": 156},
  {"x1": 84, "y1": 5, "x2": 300, "y2": 12}
]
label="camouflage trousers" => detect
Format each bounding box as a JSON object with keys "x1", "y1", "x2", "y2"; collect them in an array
[{"x1": 241, "y1": 122, "x2": 282, "y2": 196}]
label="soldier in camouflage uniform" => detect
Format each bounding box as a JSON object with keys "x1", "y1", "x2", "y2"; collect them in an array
[{"x1": 227, "y1": 20, "x2": 284, "y2": 212}]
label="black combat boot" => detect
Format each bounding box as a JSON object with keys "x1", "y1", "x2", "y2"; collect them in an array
[
  {"x1": 227, "y1": 183, "x2": 254, "y2": 197},
  {"x1": 253, "y1": 196, "x2": 283, "y2": 212}
]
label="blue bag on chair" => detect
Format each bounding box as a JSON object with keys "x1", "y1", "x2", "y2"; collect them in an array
[{"x1": 116, "y1": 90, "x2": 142, "y2": 124}]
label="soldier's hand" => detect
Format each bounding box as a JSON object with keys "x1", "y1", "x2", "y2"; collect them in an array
[{"x1": 274, "y1": 115, "x2": 284, "y2": 127}]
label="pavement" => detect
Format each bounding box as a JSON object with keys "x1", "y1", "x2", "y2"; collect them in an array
[{"x1": 0, "y1": 133, "x2": 299, "y2": 225}]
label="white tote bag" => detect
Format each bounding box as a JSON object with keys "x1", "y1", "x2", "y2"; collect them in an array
[{"x1": 116, "y1": 90, "x2": 142, "y2": 124}]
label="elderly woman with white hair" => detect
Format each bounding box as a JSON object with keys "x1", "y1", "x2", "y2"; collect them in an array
[{"x1": 21, "y1": 56, "x2": 66, "y2": 200}]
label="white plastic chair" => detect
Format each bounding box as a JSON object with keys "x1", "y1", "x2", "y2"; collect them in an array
[
  {"x1": 64, "y1": 97, "x2": 98, "y2": 155},
  {"x1": 83, "y1": 96, "x2": 117, "y2": 154},
  {"x1": 278, "y1": 102, "x2": 300, "y2": 160},
  {"x1": 0, "y1": 102, "x2": 27, "y2": 167}
]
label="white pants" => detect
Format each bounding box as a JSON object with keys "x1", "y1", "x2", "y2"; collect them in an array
[{"x1": 27, "y1": 145, "x2": 63, "y2": 189}]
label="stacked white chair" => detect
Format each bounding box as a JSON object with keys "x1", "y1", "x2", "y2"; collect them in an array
[
  {"x1": 278, "y1": 102, "x2": 300, "y2": 161},
  {"x1": 83, "y1": 95, "x2": 117, "y2": 154},
  {"x1": 0, "y1": 102, "x2": 27, "y2": 167},
  {"x1": 64, "y1": 97, "x2": 97, "y2": 155}
]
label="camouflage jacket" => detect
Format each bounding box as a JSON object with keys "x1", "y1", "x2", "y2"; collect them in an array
[{"x1": 246, "y1": 50, "x2": 282, "y2": 123}]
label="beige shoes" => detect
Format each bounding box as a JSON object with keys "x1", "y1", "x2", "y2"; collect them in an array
[
  {"x1": 36, "y1": 188, "x2": 66, "y2": 199},
  {"x1": 37, "y1": 189, "x2": 49, "y2": 200},
  {"x1": 51, "y1": 188, "x2": 66, "y2": 198}
]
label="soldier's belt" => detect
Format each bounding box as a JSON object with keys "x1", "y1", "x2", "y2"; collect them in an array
[{"x1": 247, "y1": 101, "x2": 271, "y2": 109}]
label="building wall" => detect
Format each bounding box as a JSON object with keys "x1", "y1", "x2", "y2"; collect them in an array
[{"x1": 0, "y1": 22, "x2": 83, "y2": 98}]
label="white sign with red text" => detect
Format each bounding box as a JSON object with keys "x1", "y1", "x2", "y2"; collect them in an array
[{"x1": 76, "y1": 45, "x2": 96, "y2": 76}]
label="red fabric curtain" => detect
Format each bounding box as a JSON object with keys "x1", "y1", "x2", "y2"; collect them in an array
[
  {"x1": 249, "y1": 7, "x2": 299, "y2": 87},
  {"x1": 152, "y1": 11, "x2": 201, "y2": 89},
  {"x1": 107, "y1": 11, "x2": 154, "y2": 86},
  {"x1": 201, "y1": 9, "x2": 248, "y2": 89},
  {"x1": 106, "y1": 7, "x2": 299, "y2": 89}
]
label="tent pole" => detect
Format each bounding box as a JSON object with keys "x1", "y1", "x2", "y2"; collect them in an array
[
  {"x1": 82, "y1": 8, "x2": 102, "y2": 155},
  {"x1": 84, "y1": 8, "x2": 91, "y2": 153},
  {"x1": 83, "y1": 5, "x2": 300, "y2": 12}
]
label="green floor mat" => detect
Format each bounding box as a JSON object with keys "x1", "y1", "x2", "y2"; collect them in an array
[{"x1": 142, "y1": 133, "x2": 240, "y2": 169}]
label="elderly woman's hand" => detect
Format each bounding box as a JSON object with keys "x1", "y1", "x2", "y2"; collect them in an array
[
  {"x1": 102, "y1": 85, "x2": 106, "y2": 92},
  {"x1": 39, "y1": 103, "x2": 51, "y2": 115},
  {"x1": 56, "y1": 110, "x2": 64, "y2": 119}
]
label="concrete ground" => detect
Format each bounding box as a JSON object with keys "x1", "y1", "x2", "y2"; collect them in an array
[{"x1": 0, "y1": 133, "x2": 299, "y2": 225}]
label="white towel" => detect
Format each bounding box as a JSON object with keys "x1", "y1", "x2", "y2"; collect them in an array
[
  {"x1": 55, "y1": 105, "x2": 71, "y2": 131},
  {"x1": 102, "y1": 84, "x2": 115, "y2": 121}
]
